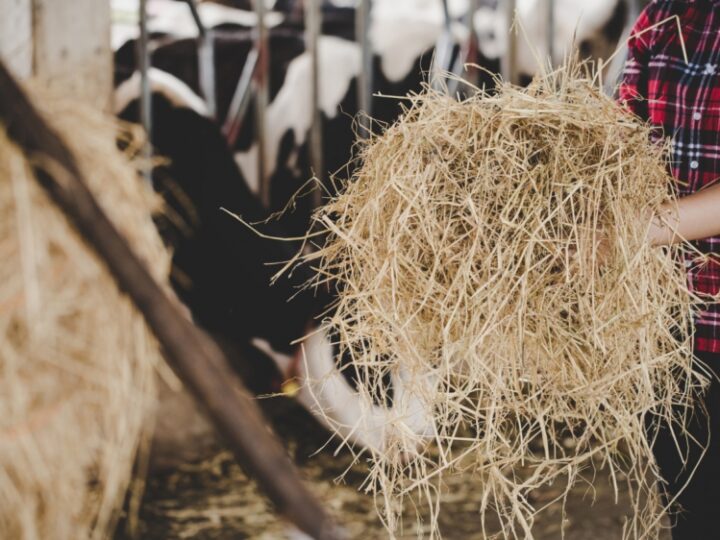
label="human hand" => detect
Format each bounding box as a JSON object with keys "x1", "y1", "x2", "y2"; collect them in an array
[{"x1": 567, "y1": 229, "x2": 612, "y2": 273}]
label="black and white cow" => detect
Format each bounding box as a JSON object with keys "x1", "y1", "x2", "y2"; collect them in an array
[
  {"x1": 114, "y1": 0, "x2": 632, "y2": 229},
  {"x1": 114, "y1": 69, "x2": 434, "y2": 452},
  {"x1": 111, "y1": 0, "x2": 633, "y2": 453},
  {"x1": 229, "y1": 0, "x2": 633, "y2": 234}
]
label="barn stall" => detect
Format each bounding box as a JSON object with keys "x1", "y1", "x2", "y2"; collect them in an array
[{"x1": 0, "y1": 1, "x2": 684, "y2": 539}]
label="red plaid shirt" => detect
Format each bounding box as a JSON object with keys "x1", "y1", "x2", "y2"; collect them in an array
[{"x1": 620, "y1": 0, "x2": 720, "y2": 353}]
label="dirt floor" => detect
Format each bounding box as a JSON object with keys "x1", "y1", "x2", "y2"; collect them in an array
[{"x1": 119, "y1": 396, "x2": 673, "y2": 540}]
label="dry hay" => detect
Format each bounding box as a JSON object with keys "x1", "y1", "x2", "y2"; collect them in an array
[
  {"x1": 302, "y1": 65, "x2": 708, "y2": 539},
  {"x1": 0, "y1": 91, "x2": 171, "y2": 539}
]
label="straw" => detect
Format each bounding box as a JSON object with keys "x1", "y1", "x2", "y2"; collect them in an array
[
  {"x1": 0, "y1": 92, "x2": 170, "y2": 540},
  {"x1": 299, "y1": 62, "x2": 708, "y2": 539}
]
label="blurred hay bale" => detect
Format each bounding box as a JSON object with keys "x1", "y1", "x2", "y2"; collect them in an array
[
  {"x1": 0, "y1": 92, "x2": 170, "y2": 539},
  {"x1": 306, "y1": 65, "x2": 706, "y2": 539}
]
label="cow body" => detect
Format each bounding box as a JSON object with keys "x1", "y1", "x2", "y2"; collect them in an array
[
  {"x1": 112, "y1": 0, "x2": 632, "y2": 453},
  {"x1": 115, "y1": 72, "x2": 435, "y2": 451}
]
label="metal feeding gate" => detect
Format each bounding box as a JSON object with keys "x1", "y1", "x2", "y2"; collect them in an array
[
  {"x1": 134, "y1": 0, "x2": 640, "y2": 210},
  {"x1": 136, "y1": 0, "x2": 214, "y2": 184}
]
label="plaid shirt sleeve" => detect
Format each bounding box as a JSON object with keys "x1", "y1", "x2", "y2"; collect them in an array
[{"x1": 620, "y1": 0, "x2": 720, "y2": 354}]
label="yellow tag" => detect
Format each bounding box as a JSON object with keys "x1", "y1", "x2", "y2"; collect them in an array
[{"x1": 281, "y1": 379, "x2": 300, "y2": 397}]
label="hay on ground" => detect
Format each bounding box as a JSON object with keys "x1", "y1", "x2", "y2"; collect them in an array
[
  {"x1": 0, "y1": 91, "x2": 170, "y2": 539},
  {"x1": 302, "y1": 64, "x2": 708, "y2": 539}
]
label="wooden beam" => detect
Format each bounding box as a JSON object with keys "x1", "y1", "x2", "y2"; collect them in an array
[{"x1": 31, "y1": 0, "x2": 113, "y2": 110}]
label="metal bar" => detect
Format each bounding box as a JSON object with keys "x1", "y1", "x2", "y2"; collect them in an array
[
  {"x1": 181, "y1": 0, "x2": 207, "y2": 36},
  {"x1": 430, "y1": 0, "x2": 454, "y2": 91},
  {"x1": 180, "y1": 0, "x2": 216, "y2": 118},
  {"x1": 305, "y1": 0, "x2": 324, "y2": 208},
  {"x1": 547, "y1": 0, "x2": 554, "y2": 67},
  {"x1": 501, "y1": 0, "x2": 518, "y2": 85},
  {"x1": 198, "y1": 30, "x2": 217, "y2": 118},
  {"x1": 447, "y1": 0, "x2": 480, "y2": 96},
  {"x1": 254, "y1": 0, "x2": 270, "y2": 208},
  {"x1": 355, "y1": 0, "x2": 373, "y2": 139},
  {"x1": 602, "y1": 0, "x2": 642, "y2": 96},
  {"x1": 0, "y1": 60, "x2": 344, "y2": 540},
  {"x1": 223, "y1": 48, "x2": 259, "y2": 147},
  {"x1": 137, "y1": 0, "x2": 152, "y2": 184},
  {"x1": 463, "y1": 0, "x2": 481, "y2": 91}
]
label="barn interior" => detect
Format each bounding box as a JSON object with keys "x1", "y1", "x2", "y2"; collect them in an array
[{"x1": 0, "y1": 1, "x2": 670, "y2": 539}]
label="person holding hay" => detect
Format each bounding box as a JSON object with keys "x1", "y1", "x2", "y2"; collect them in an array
[
  {"x1": 620, "y1": 1, "x2": 720, "y2": 537},
  {"x1": 307, "y1": 0, "x2": 720, "y2": 534}
]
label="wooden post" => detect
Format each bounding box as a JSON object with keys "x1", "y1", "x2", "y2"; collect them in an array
[
  {"x1": 0, "y1": 0, "x2": 33, "y2": 79},
  {"x1": 31, "y1": 0, "x2": 113, "y2": 110},
  {"x1": 0, "y1": 0, "x2": 113, "y2": 111}
]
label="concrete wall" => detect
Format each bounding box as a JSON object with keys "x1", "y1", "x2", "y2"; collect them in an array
[
  {"x1": 0, "y1": 0, "x2": 113, "y2": 110},
  {"x1": 1, "y1": 0, "x2": 33, "y2": 79}
]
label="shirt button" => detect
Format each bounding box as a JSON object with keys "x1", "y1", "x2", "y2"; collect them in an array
[
  {"x1": 690, "y1": 160, "x2": 699, "y2": 169},
  {"x1": 693, "y1": 112, "x2": 702, "y2": 121}
]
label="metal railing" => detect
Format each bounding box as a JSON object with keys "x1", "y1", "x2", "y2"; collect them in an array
[
  {"x1": 136, "y1": 0, "x2": 213, "y2": 184},
  {"x1": 305, "y1": 0, "x2": 324, "y2": 207},
  {"x1": 178, "y1": 0, "x2": 216, "y2": 116},
  {"x1": 254, "y1": 0, "x2": 271, "y2": 207},
  {"x1": 137, "y1": 0, "x2": 153, "y2": 184},
  {"x1": 430, "y1": 0, "x2": 455, "y2": 91},
  {"x1": 547, "y1": 0, "x2": 554, "y2": 65},
  {"x1": 138, "y1": 0, "x2": 572, "y2": 208},
  {"x1": 356, "y1": 0, "x2": 373, "y2": 139},
  {"x1": 603, "y1": 0, "x2": 642, "y2": 95},
  {"x1": 223, "y1": 48, "x2": 259, "y2": 147},
  {"x1": 501, "y1": 0, "x2": 518, "y2": 84}
]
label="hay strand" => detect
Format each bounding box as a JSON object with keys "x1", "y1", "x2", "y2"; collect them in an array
[
  {"x1": 303, "y1": 63, "x2": 707, "y2": 538},
  {"x1": 0, "y1": 91, "x2": 170, "y2": 539}
]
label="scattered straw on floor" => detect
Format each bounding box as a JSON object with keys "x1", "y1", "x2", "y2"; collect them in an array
[
  {"x1": 301, "y1": 65, "x2": 708, "y2": 539},
  {"x1": 0, "y1": 91, "x2": 171, "y2": 539}
]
